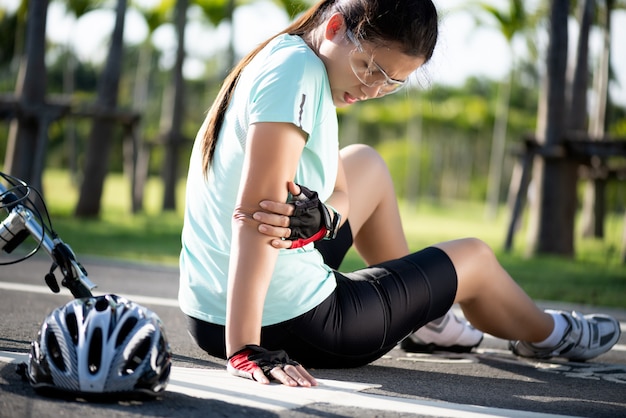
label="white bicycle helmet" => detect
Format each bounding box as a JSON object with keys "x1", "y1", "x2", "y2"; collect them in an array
[{"x1": 27, "y1": 294, "x2": 172, "y2": 397}]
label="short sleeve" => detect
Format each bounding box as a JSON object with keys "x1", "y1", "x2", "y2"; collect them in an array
[{"x1": 246, "y1": 39, "x2": 327, "y2": 135}]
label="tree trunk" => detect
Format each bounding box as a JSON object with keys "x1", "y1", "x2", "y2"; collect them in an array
[
  {"x1": 566, "y1": 0, "x2": 593, "y2": 249},
  {"x1": 64, "y1": 42, "x2": 78, "y2": 184},
  {"x1": 526, "y1": 0, "x2": 577, "y2": 257},
  {"x1": 566, "y1": 0, "x2": 592, "y2": 132},
  {"x1": 75, "y1": 0, "x2": 127, "y2": 217},
  {"x1": 161, "y1": 0, "x2": 188, "y2": 211},
  {"x1": 404, "y1": 96, "x2": 422, "y2": 206},
  {"x1": 485, "y1": 71, "x2": 512, "y2": 220},
  {"x1": 581, "y1": 0, "x2": 612, "y2": 238},
  {"x1": 4, "y1": 0, "x2": 49, "y2": 192},
  {"x1": 127, "y1": 41, "x2": 153, "y2": 213},
  {"x1": 622, "y1": 209, "x2": 626, "y2": 264}
]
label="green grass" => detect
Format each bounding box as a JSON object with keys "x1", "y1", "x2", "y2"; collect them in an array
[
  {"x1": 38, "y1": 169, "x2": 626, "y2": 308},
  {"x1": 40, "y1": 170, "x2": 186, "y2": 265}
]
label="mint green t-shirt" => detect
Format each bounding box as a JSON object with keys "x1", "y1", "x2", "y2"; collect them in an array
[{"x1": 179, "y1": 34, "x2": 339, "y2": 326}]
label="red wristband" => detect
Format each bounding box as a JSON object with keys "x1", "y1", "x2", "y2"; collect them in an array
[{"x1": 289, "y1": 227, "x2": 327, "y2": 249}]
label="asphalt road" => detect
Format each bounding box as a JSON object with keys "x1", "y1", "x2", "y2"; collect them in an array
[{"x1": 1, "y1": 254, "x2": 625, "y2": 417}]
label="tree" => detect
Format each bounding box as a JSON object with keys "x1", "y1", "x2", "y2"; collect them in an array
[
  {"x1": 160, "y1": 0, "x2": 188, "y2": 211},
  {"x1": 128, "y1": 0, "x2": 170, "y2": 213},
  {"x1": 580, "y1": 0, "x2": 614, "y2": 238},
  {"x1": 0, "y1": 0, "x2": 26, "y2": 72},
  {"x1": 526, "y1": 0, "x2": 577, "y2": 257},
  {"x1": 75, "y1": 0, "x2": 128, "y2": 217},
  {"x1": 566, "y1": 0, "x2": 593, "y2": 136},
  {"x1": 63, "y1": 0, "x2": 103, "y2": 183},
  {"x1": 3, "y1": 0, "x2": 52, "y2": 192}
]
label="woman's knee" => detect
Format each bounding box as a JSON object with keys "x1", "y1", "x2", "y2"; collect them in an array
[
  {"x1": 435, "y1": 238, "x2": 499, "y2": 302},
  {"x1": 435, "y1": 238, "x2": 497, "y2": 279},
  {"x1": 341, "y1": 144, "x2": 388, "y2": 174},
  {"x1": 464, "y1": 237, "x2": 496, "y2": 260},
  {"x1": 341, "y1": 144, "x2": 393, "y2": 193}
]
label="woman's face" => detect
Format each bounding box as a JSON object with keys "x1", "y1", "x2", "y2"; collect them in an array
[{"x1": 317, "y1": 15, "x2": 426, "y2": 108}]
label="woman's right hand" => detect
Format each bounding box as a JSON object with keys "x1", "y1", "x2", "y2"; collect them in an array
[
  {"x1": 253, "y1": 181, "x2": 331, "y2": 249},
  {"x1": 227, "y1": 344, "x2": 318, "y2": 387},
  {"x1": 253, "y1": 182, "x2": 300, "y2": 249}
]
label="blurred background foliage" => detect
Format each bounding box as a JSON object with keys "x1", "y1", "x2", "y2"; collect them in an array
[{"x1": 0, "y1": 0, "x2": 625, "y2": 257}]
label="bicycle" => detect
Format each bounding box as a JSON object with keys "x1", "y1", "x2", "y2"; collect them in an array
[{"x1": 0, "y1": 171, "x2": 96, "y2": 299}]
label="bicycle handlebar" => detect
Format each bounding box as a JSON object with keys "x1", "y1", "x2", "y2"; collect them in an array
[{"x1": 0, "y1": 177, "x2": 96, "y2": 298}]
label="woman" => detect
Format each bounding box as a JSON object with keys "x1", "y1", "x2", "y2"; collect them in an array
[{"x1": 179, "y1": 0, "x2": 620, "y2": 387}]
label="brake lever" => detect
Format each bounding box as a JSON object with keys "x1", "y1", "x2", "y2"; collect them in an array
[
  {"x1": 45, "y1": 262, "x2": 61, "y2": 293},
  {"x1": 52, "y1": 240, "x2": 96, "y2": 298}
]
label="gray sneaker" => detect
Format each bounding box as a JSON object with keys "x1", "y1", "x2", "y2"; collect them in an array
[
  {"x1": 401, "y1": 310, "x2": 483, "y2": 353},
  {"x1": 509, "y1": 310, "x2": 621, "y2": 361}
]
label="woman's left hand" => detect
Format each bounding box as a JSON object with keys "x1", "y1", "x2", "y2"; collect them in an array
[{"x1": 228, "y1": 344, "x2": 317, "y2": 387}]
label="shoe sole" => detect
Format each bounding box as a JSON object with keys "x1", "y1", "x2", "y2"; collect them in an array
[{"x1": 400, "y1": 335, "x2": 484, "y2": 354}]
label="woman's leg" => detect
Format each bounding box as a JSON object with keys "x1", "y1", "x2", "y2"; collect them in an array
[
  {"x1": 339, "y1": 144, "x2": 482, "y2": 352},
  {"x1": 437, "y1": 237, "x2": 621, "y2": 360},
  {"x1": 436, "y1": 238, "x2": 553, "y2": 342},
  {"x1": 339, "y1": 144, "x2": 410, "y2": 264}
]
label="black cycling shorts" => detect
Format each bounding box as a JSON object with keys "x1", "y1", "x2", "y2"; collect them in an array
[{"x1": 187, "y1": 222, "x2": 457, "y2": 368}]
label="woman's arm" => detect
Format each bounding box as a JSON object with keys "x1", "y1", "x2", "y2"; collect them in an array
[
  {"x1": 226, "y1": 122, "x2": 306, "y2": 357},
  {"x1": 254, "y1": 151, "x2": 349, "y2": 249}
]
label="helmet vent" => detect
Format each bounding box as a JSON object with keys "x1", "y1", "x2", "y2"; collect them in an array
[
  {"x1": 157, "y1": 334, "x2": 170, "y2": 363},
  {"x1": 65, "y1": 312, "x2": 79, "y2": 345},
  {"x1": 116, "y1": 317, "x2": 138, "y2": 348},
  {"x1": 123, "y1": 337, "x2": 151, "y2": 375},
  {"x1": 95, "y1": 297, "x2": 110, "y2": 312},
  {"x1": 45, "y1": 330, "x2": 66, "y2": 371},
  {"x1": 88, "y1": 328, "x2": 103, "y2": 374}
]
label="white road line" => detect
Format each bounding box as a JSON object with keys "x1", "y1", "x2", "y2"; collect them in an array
[
  {"x1": 0, "y1": 351, "x2": 576, "y2": 418},
  {"x1": 0, "y1": 281, "x2": 179, "y2": 307}
]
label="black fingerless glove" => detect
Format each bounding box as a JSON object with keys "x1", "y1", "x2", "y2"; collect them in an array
[
  {"x1": 288, "y1": 184, "x2": 340, "y2": 249},
  {"x1": 227, "y1": 345, "x2": 300, "y2": 381}
]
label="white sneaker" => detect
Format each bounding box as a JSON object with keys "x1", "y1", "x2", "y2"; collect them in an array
[
  {"x1": 509, "y1": 310, "x2": 621, "y2": 361},
  {"x1": 401, "y1": 310, "x2": 483, "y2": 353}
]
